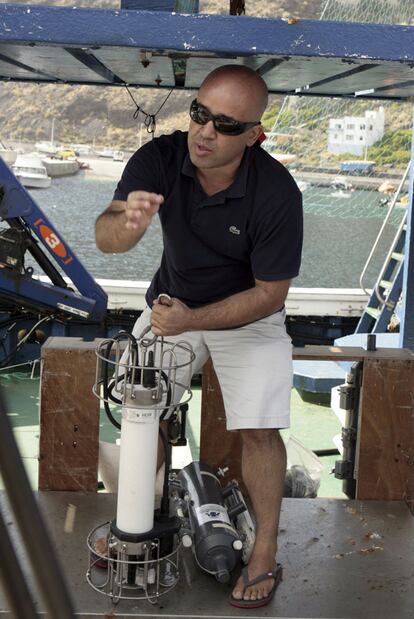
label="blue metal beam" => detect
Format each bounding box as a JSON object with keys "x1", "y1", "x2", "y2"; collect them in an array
[
  {"x1": 0, "y1": 4, "x2": 413, "y2": 65},
  {"x1": 64, "y1": 48, "x2": 124, "y2": 84},
  {"x1": 370, "y1": 79, "x2": 414, "y2": 95},
  {"x1": 0, "y1": 267, "x2": 97, "y2": 319},
  {"x1": 0, "y1": 51, "x2": 60, "y2": 81},
  {"x1": 257, "y1": 58, "x2": 286, "y2": 77},
  {"x1": 303, "y1": 64, "x2": 378, "y2": 92},
  {"x1": 399, "y1": 120, "x2": 414, "y2": 350}
]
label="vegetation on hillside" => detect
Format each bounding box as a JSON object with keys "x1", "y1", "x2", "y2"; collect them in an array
[
  {"x1": 365, "y1": 130, "x2": 412, "y2": 166},
  {"x1": 262, "y1": 97, "x2": 412, "y2": 172}
]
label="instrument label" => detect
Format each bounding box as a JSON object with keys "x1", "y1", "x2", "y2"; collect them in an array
[
  {"x1": 195, "y1": 503, "x2": 230, "y2": 526},
  {"x1": 124, "y1": 407, "x2": 157, "y2": 423},
  {"x1": 56, "y1": 303, "x2": 89, "y2": 318}
]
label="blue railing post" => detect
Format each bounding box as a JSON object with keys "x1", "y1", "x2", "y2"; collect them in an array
[{"x1": 399, "y1": 112, "x2": 414, "y2": 350}]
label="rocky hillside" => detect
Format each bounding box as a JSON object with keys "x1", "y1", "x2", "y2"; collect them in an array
[{"x1": 0, "y1": 0, "x2": 321, "y2": 148}]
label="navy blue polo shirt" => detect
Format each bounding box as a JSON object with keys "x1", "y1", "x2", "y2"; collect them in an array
[{"x1": 113, "y1": 131, "x2": 303, "y2": 308}]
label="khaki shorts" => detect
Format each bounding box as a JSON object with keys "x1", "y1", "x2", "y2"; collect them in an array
[{"x1": 131, "y1": 307, "x2": 293, "y2": 431}]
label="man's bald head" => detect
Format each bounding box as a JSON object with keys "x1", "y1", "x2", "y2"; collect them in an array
[{"x1": 199, "y1": 65, "x2": 268, "y2": 121}]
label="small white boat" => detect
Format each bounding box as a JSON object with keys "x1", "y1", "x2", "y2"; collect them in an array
[
  {"x1": 112, "y1": 150, "x2": 124, "y2": 162},
  {"x1": 12, "y1": 154, "x2": 52, "y2": 188},
  {"x1": 96, "y1": 147, "x2": 114, "y2": 158},
  {"x1": 35, "y1": 141, "x2": 58, "y2": 156},
  {"x1": 331, "y1": 176, "x2": 354, "y2": 191},
  {"x1": 70, "y1": 143, "x2": 91, "y2": 156},
  {"x1": 379, "y1": 193, "x2": 409, "y2": 209},
  {"x1": 330, "y1": 189, "x2": 353, "y2": 199},
  {"x1": 0, "y1": 141, "x2": 17, "y2": 165},
  {"x1": 296, "y1": 180, "x2": 309, "y2": 193}
]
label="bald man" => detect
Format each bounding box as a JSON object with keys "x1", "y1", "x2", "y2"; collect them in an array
[{"x1": 96, "y1": 65, "x2": 303, "y2": 607}]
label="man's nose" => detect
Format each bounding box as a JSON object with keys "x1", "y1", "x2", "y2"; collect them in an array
[{"x1": 199, "y1": 120, "x2": 217, "y2": 138}]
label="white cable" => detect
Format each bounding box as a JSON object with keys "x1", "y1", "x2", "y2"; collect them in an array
[
  {"x1": 16, "y1": 314, "x2": 54, "y2": 348},
  {"x1": 0, "y1": 358, "x2": 40, "y2": 373}
]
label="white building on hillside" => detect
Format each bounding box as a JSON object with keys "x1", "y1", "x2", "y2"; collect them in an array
[{"x1": 327, "y1": 107, "x2": 385, "y2": 156}]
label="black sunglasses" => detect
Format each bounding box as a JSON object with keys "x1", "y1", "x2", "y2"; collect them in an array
[{"x1": 190, "y1": 99, "x2": 261, "y2": 136}]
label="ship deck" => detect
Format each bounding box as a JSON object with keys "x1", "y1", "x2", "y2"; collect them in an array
[
  {"x1": 1, "y1": 371, "x2": 414, "y2": 618},
  {"x1": 0, "y1": 490, "x2": 413, "y2": 619}
]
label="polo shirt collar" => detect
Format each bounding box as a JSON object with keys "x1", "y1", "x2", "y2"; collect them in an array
[{"x1": 181, "y1": 147, "x2": 250, "y2": 200}]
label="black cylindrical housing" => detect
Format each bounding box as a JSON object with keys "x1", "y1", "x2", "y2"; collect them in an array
[{"x1": 178, "y1": 462, "x2": 241, "y2": 582}]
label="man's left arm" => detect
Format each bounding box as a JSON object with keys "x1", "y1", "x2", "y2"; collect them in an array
[{"x1": 150, "y1": 278, "x2": 291, "y2": 336}]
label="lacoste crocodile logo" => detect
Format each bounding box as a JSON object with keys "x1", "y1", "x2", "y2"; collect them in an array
[{"x1": 229, "y1": 225, "x2": 240, "y2": 235}]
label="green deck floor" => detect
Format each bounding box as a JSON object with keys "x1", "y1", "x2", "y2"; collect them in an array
[{"x1": 0, "y1": 371, "x2": 346, "y2": 499}]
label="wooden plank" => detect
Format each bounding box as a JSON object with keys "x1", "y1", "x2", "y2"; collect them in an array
[
  {"x1": 292, "y1": 345, "x2": 414, "y2": 361},
  {"x1": 39, "y1": 337, "x2": 100, "y2": 491},
  {"x1": 200, "y1": 359, "x2": 243, "y2": 488},
  {"x1": 201, "y1": 351, "x2": 414, "y2": 506},
  {"x1": 356, "y1": 358, "x2": 414, "y2": 508}
]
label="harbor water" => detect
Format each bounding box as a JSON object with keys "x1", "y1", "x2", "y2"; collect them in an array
[{"x1": 27, "y1": 171, "x2": 405, "y2": 288}]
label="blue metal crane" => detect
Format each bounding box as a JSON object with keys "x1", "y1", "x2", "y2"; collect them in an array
[{"x1": 0, "y1": 158, "x2": 107, "y2": 321}]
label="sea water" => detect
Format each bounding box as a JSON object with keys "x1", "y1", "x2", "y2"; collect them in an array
[{"x1": 28, "y1": 174, "x2": 404, "y2": 289}]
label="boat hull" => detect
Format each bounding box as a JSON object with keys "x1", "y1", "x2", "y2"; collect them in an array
[
  {"x1": 14, "y1": 174, "x2": 51, "y2": 189},
  {"x1": 42, "y1": 159, "x2": 79, "y2": 178}
]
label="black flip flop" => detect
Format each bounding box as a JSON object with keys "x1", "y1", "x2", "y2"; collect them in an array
[{"x1": 229, "y1": 563, "x2": 283, "y2": 609}]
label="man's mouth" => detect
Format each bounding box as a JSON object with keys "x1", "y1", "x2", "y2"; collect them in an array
[{"x1": 195, "y1": 142, "x2": 213, "y2": 154}]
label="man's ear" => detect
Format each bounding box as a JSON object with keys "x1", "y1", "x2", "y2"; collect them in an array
[{"x1": 246, "y1": 124, "x2": 264, "y2": 147}]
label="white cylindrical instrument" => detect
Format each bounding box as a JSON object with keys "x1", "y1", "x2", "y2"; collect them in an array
[{"x1": 116, "y1": 402, "x2": 159, "y2": 534}]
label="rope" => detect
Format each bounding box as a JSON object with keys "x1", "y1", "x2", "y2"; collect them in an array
[{"x1": 124, "y1": 86, "x2": 175, "y2": 137}]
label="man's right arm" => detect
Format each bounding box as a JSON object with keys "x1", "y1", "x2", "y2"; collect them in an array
[{"x1": 95, "y1": 191, "x2": 164, "y2": 253}]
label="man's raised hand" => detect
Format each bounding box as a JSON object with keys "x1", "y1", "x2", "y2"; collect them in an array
[{"x1": 125, "y1": 191, "x2": 164, "y2": 231}]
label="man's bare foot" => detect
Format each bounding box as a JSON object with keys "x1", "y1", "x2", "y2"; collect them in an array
[{"x1": 231, "y1": 556, "x2": 277, "y2": 602}]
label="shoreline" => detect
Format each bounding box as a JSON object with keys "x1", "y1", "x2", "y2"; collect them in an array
[{"x1": 79, "y1": 156, "x2": 128, "y2": 179}]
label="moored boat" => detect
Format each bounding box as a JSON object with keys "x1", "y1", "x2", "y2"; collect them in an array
[
  {"x1": 12, "y1": 154, "x2": 51, "y2": 189},
  {"x1": 41, "y1": 155, "x2": 80, "y2": 178},
  {"x1": 0, "y1": 141, "x2": 17, "y2": 166}
]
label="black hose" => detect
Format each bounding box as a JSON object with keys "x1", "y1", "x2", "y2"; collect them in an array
[
  {"x1": 103, "y1": 400, "x2": 121, "y2": 430},
  {"x1": 101, "y1": 332, "x2": 140, "y2": 429},
  {"x1": 102, "y1": 339, "x2": 121, "y2": 430},
  {"x1": 159, "y1": 372, "x2": 172, "y2": 420},
  {"x1": 158, "y1": 425, "x2": 171, "y2": 515}
]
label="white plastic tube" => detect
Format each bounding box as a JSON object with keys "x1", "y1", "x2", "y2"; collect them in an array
[{"x1": 116, "y1": 406, "x2": 159, "y2": 534}]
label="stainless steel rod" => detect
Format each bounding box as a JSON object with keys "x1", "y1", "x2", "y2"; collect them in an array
[
  {"x1": 0, "y1": 388, "x2": 76, "y2": 619},
  {"x1": 0, "y1": 504, "x2": 39, "y2": 619}
]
